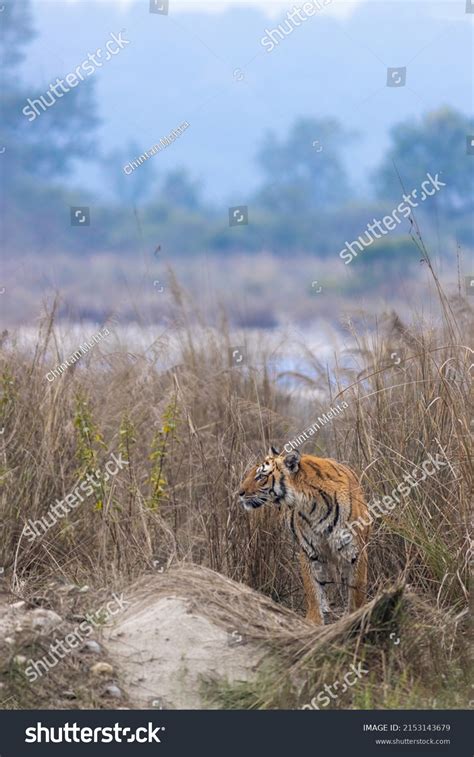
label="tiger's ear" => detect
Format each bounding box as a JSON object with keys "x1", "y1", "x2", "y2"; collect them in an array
[
  {"x1": 284, "y1": 449, "x2": 300, "y2": 473},
  {"x1": 269, "y1": 445, "x2": 280, "y2": 456}
]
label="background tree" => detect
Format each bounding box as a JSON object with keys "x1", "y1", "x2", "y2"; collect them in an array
[
  {"x1": 374, "y1": 108, "x2": 474, "y2": 218},
  {"x1": 101, "y1": 141, "x2": 158, "y2": 207},
  {"x1": 0, "y1": 0, "x2": 99, "y2": 250},
  {"x1": 255, "y1": 117, "x2": 353, "y2": 216},
  {"x1": 161, "y1": 169, "x2": 202, "y2": 212}
]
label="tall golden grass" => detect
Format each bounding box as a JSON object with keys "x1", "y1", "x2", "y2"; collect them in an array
[{"x1": 0, "y1": 256, "x2": 471, "y2": 708}]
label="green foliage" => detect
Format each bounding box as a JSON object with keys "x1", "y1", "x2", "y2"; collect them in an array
[
  {"x1": 0, "y1": 372, "x2": 15, "y2": 487},
  {"x1": 0, "y1": 371, "x2": 15, "y2": 425},
  {"x1": 73, "y1": 393, "x2": 107, "y2": 511},
  {"x1": 147, "y1": 397, "x2": 178, "y2": 510},
  {"x1": 118, "y1": 413, "x2": 136, "y2": 464},
  {"x1": 201, "y1": 656, "x2": 296, "y2": 710}
]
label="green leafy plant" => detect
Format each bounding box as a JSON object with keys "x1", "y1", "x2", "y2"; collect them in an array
[
  {"x1": 73, "y1": 392, "x2": 107, "y2": 511},
  {"x1": 147, "y1": 396, "x2": 178, "y2": 510}
]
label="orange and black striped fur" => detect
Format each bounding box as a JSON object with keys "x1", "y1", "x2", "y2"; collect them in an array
[{"x1": 238, "y1": 447, "x2": 370, "y2": 624}]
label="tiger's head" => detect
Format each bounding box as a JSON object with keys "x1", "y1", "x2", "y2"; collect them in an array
[{"x1": 238, "y1": 446, "x2": 301, "y2": 511}]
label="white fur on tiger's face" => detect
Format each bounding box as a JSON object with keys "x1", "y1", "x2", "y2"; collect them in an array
[{"x1": 238, "y1": 447, "x2": 289, "y2": 510}]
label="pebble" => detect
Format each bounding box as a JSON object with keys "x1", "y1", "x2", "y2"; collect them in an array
[
  {"x1": 103, "y1": 685, "x2": 122, "y2": 699},
  {"x1": 83, "y1": 640, "x2": 101, "y2": 654},
  {"x1": 29, "y1": 609, "x2": 62, "y2": 634},
  {"x1": 90, "y1": 662, "x2": 114, "y2": 676},
  {"x1": 62, "y1": 690, "x2": 77, "y2": 700}
]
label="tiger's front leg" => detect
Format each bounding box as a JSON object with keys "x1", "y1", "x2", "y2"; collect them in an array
[
  {"x1": 309, "y1": 558, "x2": 333, "y2": 625},
  {"x1": 299, "y1": 551, "x2": 323, "y2": 624}
]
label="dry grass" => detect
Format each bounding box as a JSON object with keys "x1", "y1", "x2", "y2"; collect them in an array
[
  {"x1": 0, "y1": 253, "x2": 472, "y2": 708},
  {"x1": 124, "y1": 565, "x2": 467, "y2": 710}
]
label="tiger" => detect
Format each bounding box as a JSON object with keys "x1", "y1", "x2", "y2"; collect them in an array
[{"x1": 238, "y1": 446, "x2": 370, "y2": 624}]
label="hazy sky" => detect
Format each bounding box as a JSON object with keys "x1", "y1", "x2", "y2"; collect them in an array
[
  {"x1": 63, "y1": 0, "x2": 450, "y2": 17},
  {"x1": 64, "y1": 0, "x2": 363, "y2": 15},
  {"x1": 26, "y1": 0, "x2": 472, "y2": 203}
]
